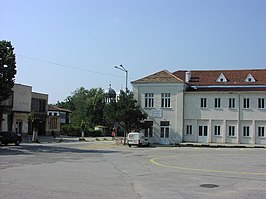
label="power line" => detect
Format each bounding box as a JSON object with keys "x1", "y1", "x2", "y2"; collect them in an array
[{"x1": 17, "y1": 54, "x2": 128, "y2": 79}]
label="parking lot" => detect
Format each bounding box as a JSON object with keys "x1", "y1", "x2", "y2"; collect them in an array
[{"x1": 0, "y1": 141, "x2": 266, "y2": 199}]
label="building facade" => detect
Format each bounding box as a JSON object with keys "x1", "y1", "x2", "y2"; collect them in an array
[
  {"x1": 1, "y1": 84, "x2": 48, "y2": 136},
  {"x1": 47, "y1": 105, "x2": 71, "y2": 135},
  {"x1": 132, "y1": 69, "x2": 266, "y2": 145}
]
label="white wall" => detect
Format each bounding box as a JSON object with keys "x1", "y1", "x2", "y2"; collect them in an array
[
  {"x1": 12, "y1": 84, "x2": 32, "y2": 112},
  {"x1": 184, "y1": 91, "x2": 266, "y2": 144},
  {"x1": 133, "y1": 82, "x2": 185, "y2": 144}
]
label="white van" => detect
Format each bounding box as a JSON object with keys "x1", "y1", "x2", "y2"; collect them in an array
[{"x1": 127, "y1": 132, "x2": 150, "y2": 147}]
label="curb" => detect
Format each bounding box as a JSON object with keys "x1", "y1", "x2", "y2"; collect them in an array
[{"x1": 177, "y1": 143, "x2": 266, "y2": 148}]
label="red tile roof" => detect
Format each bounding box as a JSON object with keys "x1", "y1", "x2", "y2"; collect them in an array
[
  {"x1": 173, "y1": 69, "x2": 266, "y2": 86},
  {"x1": 132, "y1": 70, "x2": 183, "y2": 84},
  {"x1": 48, "y1": 105, "x2": 72, "y2": 113},
  {"x1": 132, "y1": 69, "x2": 266, "y2": 91}
]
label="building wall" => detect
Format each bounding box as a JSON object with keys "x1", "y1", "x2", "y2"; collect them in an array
[
  {"x1": 183, "y1": 91, "x2": 266, "y2": 145},
  {"x1": 11, "y1": 84, "x2": 32, "y2": 134},
  {"x1": 47, "y1": 110, "x2": 61, "y2": 134},
  {"x1": 133, "y1": 82, "x2": 185, "y2": 144},
  {"x1": 31, "y1": 92, "x2": 48, "y2": 113},
  {"x1": 2, "y1": 114, "x2": 8, "y2": 131},
  {"x1": 13, "y1": 113, "x2": 29, "y2": 134},
  {"x1": 12, "y1": 84, "x2": 32, "y2": 112}
]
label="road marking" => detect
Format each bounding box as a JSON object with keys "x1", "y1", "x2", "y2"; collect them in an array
[{"x1": 150, "y1": 155, "x2": 266, "y2": 176}]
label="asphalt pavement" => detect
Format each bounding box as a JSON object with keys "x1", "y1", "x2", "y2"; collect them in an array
[{"x1": 1, "y1": 140, "x2": 266, "y2": 199}]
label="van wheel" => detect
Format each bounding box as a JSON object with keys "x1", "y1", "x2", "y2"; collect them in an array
[{"x1": 128, "y1": 145, "x2": 131, "y2": 147}]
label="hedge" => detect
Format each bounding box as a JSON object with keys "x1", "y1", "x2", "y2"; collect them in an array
[{"x1": 60, "y1": 124, "x2": 105, "y2": 137}]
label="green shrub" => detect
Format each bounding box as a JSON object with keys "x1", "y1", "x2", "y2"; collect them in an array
[
  {"x1": 61, "y1": 124, "x2": 81, "y2": 137},
  {"x1": 89, "y1": 130, "x2": 102, "y2": 137},
  {"x1": 61, "y1": 125, "x2": 108, "y2": 137}
]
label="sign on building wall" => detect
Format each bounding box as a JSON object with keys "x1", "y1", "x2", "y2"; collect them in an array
[{"x1": 152, "y1": 109, "x2": 163, "y2": 118}]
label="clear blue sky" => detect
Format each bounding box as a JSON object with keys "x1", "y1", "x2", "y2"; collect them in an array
[{"x1": 1, "y1": 0, "x2": 266, "y2": 103}]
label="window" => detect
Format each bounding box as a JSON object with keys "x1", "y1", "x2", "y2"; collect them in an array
[
  {"x1": 229, "y1": 98, "x2": 236, "y2": 109},
  {"x1": 258, "y1": 127, "x2": 265, "y2": 137},
  {"x1": 31, "y1": 98, "x2": 47, "y2": 112},
  {"x1": 161, "y1": 93, "x2": 171, "y2": 108},
  {"x1": 228, "y1": 126, "x2": 235, "y2": 136},
  {"x1": 145, "y1": 93, "x2": 154, "y2": 108},
  {"x1": 243, "y1": 98, "x2": 250, "y2": 109},
  {"x1": 200, "y1": 98, "x2": 207, "y2": 108},
  {"x1": 214, "y1": 125, "x2": 221, "y2": 136},
  {"x1": 199, "y1": 126, "x2": 208, "y2": 136},
  {"x1": 49, "y1": 117, "x2": 58, "y2": 129},
  {"x1": 216, "y1": 73, "x2": 227, "y2": 82},
  {"x1": 186, "y1": 125, "x2": 193, "y2": 135},
  {"x1": 258, "y1": 98, "x2": 265, "y2": 109},
  {"x1": 214, "y1": 98, "x2": 221, "y2": 108},
  {"x1": 243, "y1": 126, "x2": 250, "y2": 137},
  {"x1": 244, "y1": 74, "x2": 256, "y2": 82},
  {"x1": 160, "y1": 121, "x2": 170, "y2": 138}
]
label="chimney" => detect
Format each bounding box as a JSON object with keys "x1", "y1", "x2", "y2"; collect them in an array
[{"x1": 185, "y1": 71, "x2": 191, "y2": 82}]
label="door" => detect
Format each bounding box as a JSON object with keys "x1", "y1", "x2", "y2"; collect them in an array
[
  {"x1": 198, "y1": 125, "x2": 208, "y2": 143},
  {"x1": 16, "y1": 121, "x2": 23, "y2": 133},
  {"x1": 160, "y1": 126, "x2": 170, "y2": 144}
]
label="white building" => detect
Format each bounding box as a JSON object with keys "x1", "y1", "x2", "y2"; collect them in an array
[{"x1": 132, "y1": 69, "x2": 266, "y2": 145}]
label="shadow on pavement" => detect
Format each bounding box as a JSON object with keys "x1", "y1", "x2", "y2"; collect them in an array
[{"x1": 0, "y1": 144, "x2": 119, "y2": 156}]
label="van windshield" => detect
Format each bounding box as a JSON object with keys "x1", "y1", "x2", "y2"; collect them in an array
[{"x1": 128, "y1": 134, "x2": 138, "y2": 139}]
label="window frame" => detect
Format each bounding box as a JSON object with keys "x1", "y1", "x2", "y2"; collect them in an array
[
  {"x1": 214, "y1": 98, "x2": 221, "y2": 109},
  {"x1": 214, "y1": 125, "x2": 221, "y2": 136},
  {"x1": 243, "y1": 98, "x2": 250, "y2": 109},
  {"x1": 200, "y1": 98, "x2": 207, "y2": 108},
  {"x1": 258, "y1": 126, "x2": 265, "y2": 137},
  {"x1": 229, "y1": 98, "x2": 236, "y2": 109},
  {"x1": 258, "y1": 98, "x2": 265, "y2": 109},
  {"x1": 186, "y1": 125, "x2": 193, "y2": 135},
  {"x1": 144, "y1": 93, "x2": 154, "y2": 108},
  {"x1": 243, "y1": 126, "x2": 250, "y2": 137},
  {"x1": 161, "y1": 93, "x2": 171, "y2": 108},
  {"x1": 199, "y1": 125, "x2": 208, "y2": 136},
  {"x1": 228, "y1": 126, "x2": 236, "y2": 137},
  {"x1": 160, "y1": 121, "x2": 170, "y2": 138}
]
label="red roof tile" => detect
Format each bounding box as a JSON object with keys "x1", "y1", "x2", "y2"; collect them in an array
[
  {"x1": 173, "y1": 69, "x2": 266, "y2": 86},
  {"x1": 48, "y1": 105, "x2": 72, "y2": 113},
  {"x1": 132, "y1": 70, "x2": 183, "y2": 84}
]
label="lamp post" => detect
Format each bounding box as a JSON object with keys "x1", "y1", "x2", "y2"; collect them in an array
[
  {"x1": 114, "y1": 64, "x2": 128, "y2": 145},
  {"x1": 114, "y1": 64, "x2": 128, "y2": 93}
]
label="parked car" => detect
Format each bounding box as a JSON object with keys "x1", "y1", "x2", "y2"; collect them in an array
[
  {"x1": 127, "y1": 132, "x2": 150, "y2": 147},
  {"x1": 0, "y1": 131, "x2": 22, "y2": 146}
]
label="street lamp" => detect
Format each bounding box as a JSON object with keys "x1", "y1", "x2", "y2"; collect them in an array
[{"x1": 114, "y1": 64, "x2": 128, "y2": 93}]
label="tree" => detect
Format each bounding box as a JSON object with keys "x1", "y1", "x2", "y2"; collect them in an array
[
  {"x1": 28, "y1": 112, "x2": 38, "y2": 142},
  {"x1": 80, "y1": 120, "x2": 86, "y2": 139},
  {"x1": 104, "y1": 90, "x2": 147, "y2": 142},
  {"x1": 0, "y1": 40, "x2": 17, "y2": 132},
  {"x1": 57, "y1": 87, "x2": 106, "y2": 128},
  {"x1": 85, "y1": 88, "x2": 106, "y2": 127}
]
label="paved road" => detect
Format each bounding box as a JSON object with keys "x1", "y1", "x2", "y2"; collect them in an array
[{"x1": 0, "y1": 141, "x2": 266, "y2": 199}]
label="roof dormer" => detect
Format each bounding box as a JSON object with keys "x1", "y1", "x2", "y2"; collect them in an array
[
  {"x1": 216, "y1": 73, "x2": 228, "y2": 83},
  {"x1": 244, "y1": 73, "x2": 256, "y2": 83}
]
